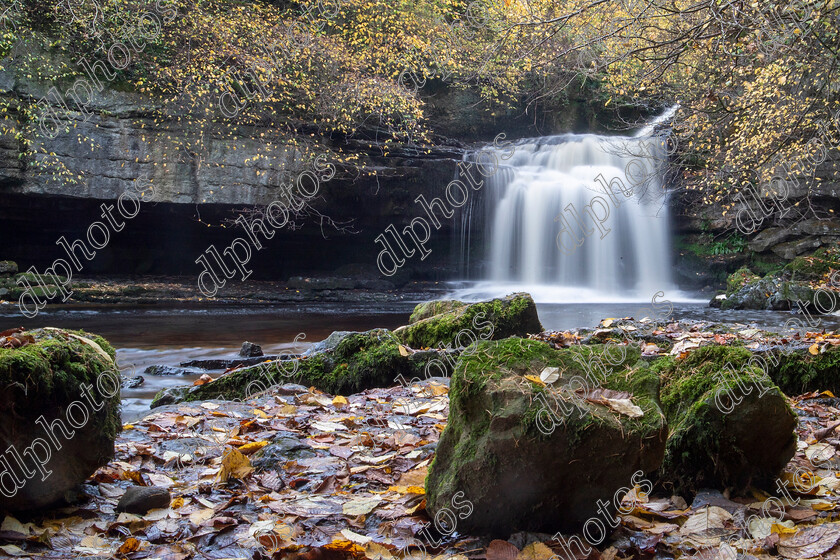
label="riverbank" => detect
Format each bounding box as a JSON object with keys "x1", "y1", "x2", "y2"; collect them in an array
[{"x1": 4, "y1": 309, "x2": 840, "y2": 559}]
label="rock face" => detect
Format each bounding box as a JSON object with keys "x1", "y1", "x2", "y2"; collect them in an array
[
  {"x1": 0, "y1": 328, "x2": 121, "y2": 510},
  {"x1": 425, "y1": 339, "x2": 668, "y2": 536},
  {"x1": 655, "y1": 346, "x2": 797, "y2": 492},
  {"x1": 396, "y1": 293, "x2": 543, "y2": 349}
]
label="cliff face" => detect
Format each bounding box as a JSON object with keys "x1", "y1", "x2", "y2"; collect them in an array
[
  {"x1": 671, "y1": 152, "x2": 840, "y2": 290},
  {"x1": 0, "y1": 52, "x2": 631, "y2": 280}
]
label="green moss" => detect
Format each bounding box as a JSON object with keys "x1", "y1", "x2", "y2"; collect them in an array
[
  {"x1": 408, "y1": 300, "x2": 467, "y2": 323},
  {"x1": 396, "y1": 293, "x2": 542, "y2": 349},
  {"x1": 726, "y1": 267, "x2": 760, "y2": 296},
  {"x1": 0, "y1": 328, "x2": 121, "y2": 443},
  {"x1": 656, "y1": 345, "x2": 795, "y2": 492},
  {"x1": 174, "y1": 329, "x2": 424, "y2": 401},
  {"x1": 769, "y1": 346, "x2": 840, "y2": 395},
  {"x1": 785, "y1": 247, "x2": 840, "y2": 280}
]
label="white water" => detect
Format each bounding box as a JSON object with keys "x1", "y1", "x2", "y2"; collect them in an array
[{"x1": 455, "y1": 112, "x2": 689, "y2": 303}]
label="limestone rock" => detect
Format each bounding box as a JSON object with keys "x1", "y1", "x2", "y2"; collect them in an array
[
  {"x1": 0, "y1": 328, "x2": 121, "y2": 511},
  {"x1": 396, "y1": 293, "x2": 543, "y2": 350},
  {"x1": 425, "y1": 339, "x2": 667, "y2": 535}
]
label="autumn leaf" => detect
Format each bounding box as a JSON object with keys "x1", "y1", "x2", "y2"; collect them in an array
[{"x1": 217, "y1": 448, "x2": 253, "y2": 482}]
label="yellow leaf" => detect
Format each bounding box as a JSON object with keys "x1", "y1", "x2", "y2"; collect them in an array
[
  {"x1": 333, "y1": 395, "x2": 349, "y2": 407},
  {"x1": 238, "y1": 440, "x2": 270, "y2": 454},
  {"x1": 217, "y1": 449, "x2": 253, "y2": 482},
  {"x1": 388, "y1": 485, "x2": 425, "y2": 494},
  {"x1": 170, "y1": 497, "x2": 184, "y2": 509},
  {"x1": 810, "y1": 343, "x2": 821, "y2": 355},
  {"x1": 821, "y1": 391, "x2": 837, "y2": 398},
  {"x1": 516, "y1": 542, "x2": 555, "y2": 560},
  {"x1": 252, "y1": 409, "x2": 269, "y2": 419},
  {"x1": 524, "y1": 375, "x2": 546, "y2": 387},
  {"x1": 398, "y1": 344, "x2": 410, "y2": 357}
]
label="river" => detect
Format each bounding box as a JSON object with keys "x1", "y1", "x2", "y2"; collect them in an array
[{"x1": 2, "y1": 294, "x2": 834, "y2": 421}]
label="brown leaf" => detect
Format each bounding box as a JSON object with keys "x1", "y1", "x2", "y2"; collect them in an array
[
  {"x1": 256, "y1": 471, "x2": 285, "y2": 492},
  {"x1": 486, "y1": 539, "x2": 519, "y2": 560},
  {"x1": 778, "y1": 524, "x2": 840, "y2": 558}
]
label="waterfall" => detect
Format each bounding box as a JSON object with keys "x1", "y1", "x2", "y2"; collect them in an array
[{"x1": 456, "y1": 120, "x2": 677, "y2": 302}]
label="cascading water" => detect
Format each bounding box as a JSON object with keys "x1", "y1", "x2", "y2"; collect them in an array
[{"x1": 456, "y1": 109, "x2": 679, "y2": 302}]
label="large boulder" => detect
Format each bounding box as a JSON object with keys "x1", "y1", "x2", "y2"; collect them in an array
[
  {"x1": 425, "y1": 338, "x2": 667, "y2": 536},
  {"x1": 0, "y1": 328, "x2": 121, "y2": 510},
  {"x1": 654, "y1": 346, "x2": 797, "y2": 493},
  {"x1": 395, "y1": 293, "x2": 543, "y2": 349},
  {"x1": 766, "y1": 346, "x2": 840, "y2": 396},
  {"x1": 151, "y1": 329, "x2": 441, "y2": 406}
]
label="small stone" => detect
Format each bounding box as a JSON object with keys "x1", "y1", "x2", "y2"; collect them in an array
[
  {"x1": 240, "y1": 341, "x2": 263, "y2": 357},
  {"x1": 117, "y1": 486, "x2": 171, "y2": 514},
  {"x1": 124, "y1": 376, "x2": 144, "y2": 389}
]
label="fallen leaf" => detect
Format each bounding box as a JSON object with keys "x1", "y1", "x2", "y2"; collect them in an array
[
  {"x1": 486, "y1": 539, "x2": 519, "y2": 560},
  {"x1": 540, "y1": 367, "x2": 560, "y2": 384},
  {"x1": 217, "y1": 448, "x2": 253, "y2": 482},
  {"x1": 778, "y1": 524, "x2": 840, "y2": 558},
  {"x1": 524, "y1": 375, "x2": 546, "y2": 387},
  {"x1": 516, "y1": 542, "x2": 555, "y2": 560},
  {"x1": 238, "y1": 440, "x2": 270, "y2": 454},
  {"x1": 117, "y1": 537, "x2": 141, "y2": 554},
  {"x1": 343, "y1": 497, "x2": 382, "y2": 516}
]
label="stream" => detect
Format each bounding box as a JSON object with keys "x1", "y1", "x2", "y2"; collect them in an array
[{"x1": 2, "y1": 294, "x2": 836, "y2": 421}]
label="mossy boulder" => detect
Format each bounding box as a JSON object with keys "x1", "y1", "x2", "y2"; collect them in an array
[
  {"x1": 396, "y1": 293, "x2": 543, "y2": 350},
  {"x1": 655, "y1": 346, "x2": 796, "y2": 493},
  {"x1": 766, "y1": 346, "x2": 840, "y2": 395},
  {"x1": 425, "y1": 338, "x2": 667, "y2": 536},
  {"x1": 726, "y1": 267, "x2": 760, "y2": 296},
  {"x1": 0, "y1": 328, "x2": 121, "y2": 510},
  {"x1": 785, "y1": 247, "x2": 840, "y2": 281},
  {"x1": 0, "y1": 260, "x2": 18, "y2": 275},
  {"x1": 408, "y1": 300, "x2": 467, "y2": 323},
  {"x1": 151, "y1": 329, "x2": 441, "y2": 406}
]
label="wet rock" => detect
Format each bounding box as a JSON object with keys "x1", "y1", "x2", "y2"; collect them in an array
[
  {"x1": 117, "y1": 486, "x2": 171, "y2": 514},
  {"x1": 124, "y1": 375, "x2": 144, "y2": 388},
  {"x1": 656, "y1": 346, "x2": 797, "y2": 493},
  {"x1": 408, "y1": 299, "x2": 467, "y2": 323},
  {"x1": 144, "y1": 365, "x2": 204, "y2": 376},
  {"x1": 152, "y1": 329, "x2": 447, "y2": 404},
  {"x1": 179, "y1": 355, "x2": 280, "y2": 369},
  {"x1": 302, "y1": 331, "x2": 354, "y2": 356},
  {"x1": 150, "y1": 386, "x2": 190, "y2": 408},
  {"x1": 251, "y1": 434, "x2": 317, "y2": 469},
  {"x1": 288, "y1": 276, "x2": 355, "y2": 290},
  {"x1": 0, "y1": 328, "x2": 121, "y2": 511},
  {"x1": 395, "y1": 292, "x2": 543, "y2": 349},
  {"x1": 426, "y1": 338, "x2": 667, "y2": 536},
  {"x1": 240, "y1": 341, "x2": 263, "y2": 357},
  {"x1": 0, "y1": 260, "x2": 17, "y2": 275},
  {"x1": 721, "y1": 278, "x2": 775, "y2": 310}
]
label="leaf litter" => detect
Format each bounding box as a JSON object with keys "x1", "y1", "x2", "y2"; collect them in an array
[{"x1": 8, "y1": 321, "x2": 840, "y2": 559}]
